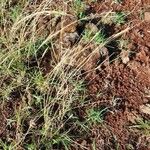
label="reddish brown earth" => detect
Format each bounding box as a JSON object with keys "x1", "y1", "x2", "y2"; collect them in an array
[
  {"x1": 86, "y1": 60, "x2": 150, "y2": 149},
  {"x1": 83, "y1": 0, "x2": 150, "y2": 149}
]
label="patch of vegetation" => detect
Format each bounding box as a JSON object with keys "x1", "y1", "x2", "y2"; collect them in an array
[
  {"x1": 117, "y1": 39, "x2": 129, "y2": 51},
  {"x1": 126, "y1": 144, "x2": 134, "y2": 150},
  {"x1": 86, "y1": 107, "x2": 108, "y2": 125},
  {"x1": 113, "y1": 12, "x2": 126, "y2": 25},
  {"x1": 73, "y1": 0, "x2": 87, "y2": 19},
  {"x1": 10, "y1": 5, "x2": 22, "y2": 22},
  {"x1": 101, "y1": 11, "x2": 126, "y2": 26},
  {"x1": 83, "y1": 29, "x2": 106, "y2": 44},
  {"x1": 131, "y1": 119, "x2": 150, "y2": 135}
]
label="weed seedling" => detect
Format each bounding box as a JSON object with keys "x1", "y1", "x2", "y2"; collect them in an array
[
  {"x1": 94, "y1": 32, "x2": 106, "y2": 44},
  {"x1": 52, "y1": 134, "x2": 72, "y2": 150},
  {"x1": 130, "y1": 119, "x2": 150, "y2": 135},
  {"x1": 86, "y1": 107, "x2": 108, "y2": 125},
  {"x1": 73, "y1": 0, "x2": 86, "y2": 19},
  {"x1": 83, "y1": 30, "x2": 106, "y2": 44},
  {"x1": 24, "y1": 143, "x2": 37, "y2": 150},
  {"x1": 31, "y1": 70, "x2": 48, "y2": 92},
  {"x1": 113, "y1": 12, "x2": 126, "y2": 25},
  {"x1": 117, "y1": 39, "x2": 129, "y2": 51},
  {"x1": 10, "y1": 5, "x2": 22, "y2": 22},
  {"x1": 0, "y1": 140, "x2": 13, "y2": 150}
]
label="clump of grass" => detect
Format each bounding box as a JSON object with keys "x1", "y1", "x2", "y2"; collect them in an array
[
  {"x1": 83, "y1": 29, "x2": 106, "y2": 44},
  {"x1": 10, "y1": 5, "x2": 22, "y2": 22},
  {"x1": 0, "y1": 140, "x2": 13, "y2": 150},
  {"x1": 113, "y1": 12, "x2": 126, "y2": 25},
  {"x1": 94, "y1": 32, "x2": 106, "y2": 44},
  {"x1": 31, "y1": 70, "x2": 49, "y2": 93},
  {"x1": 117, "y1": 39, "x2": 129, "y2": 51},
  {"x1": 130, "y1": 119, "x2": 150, "y2": 135},
  {"x1": 86, "y1": 107, "x2": 108, "y2": 125},
  {"x1": 101, "y1": 11, "x2": 126, "y2": 25},
  {"x1": 73, "y1": 0, "x2": 87, "y2": 19}
]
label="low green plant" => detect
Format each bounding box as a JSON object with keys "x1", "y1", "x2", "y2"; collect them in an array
[
  {"x1": 113, "y1": 12, "x2": 126, "y2": 25},
  {"x1": 86, "y1": 107, "x2": 108, "y2": 125},
  {"x1": 101, "y1": 11, "x2": 126, "y2": 25},
  {"x1": 24, "y1": 143, "x2": 37, "y2": 150},
  {"x1": 53, "y1": 135, "x2": 71, "y2": 150},
  {"x1": 126, "y1": 144, "x2": 134, "y2": 150},
  {"x1": 10, "y1": 5, "x2": 22, "y2": 22},
  {"x1": 73, "y1": 0, "x2": 86, "y2": 19},
  {"x1": 117, "y1": 39, "x2": 129, "y2": 51},
  {"x1": 22, "y1": 38, "x2": 50, "y2": 60},
  {"x1": 71, "y1": 79, "x2": 85, "y2": 92},
  {"x1": 32, "y1": 70, "x2": 45, "y2": 89},
  {"x1": 139, "y1": 10, "x2": 145, "y2": 20},
  {"x1": 92, "y1": 140, "x2": 96, "y2": 150},
  {"x1": 94, "y1": 32, "x2": 106, "y2": 44},
  {"x1": 83, "y1": 30, "x2": 106, "y2": 44},
  {"x1": 0, "y1": 83, "x2": 14, "y2": 100},
  {"x1": 0, "y1": 140, "x2": 13, "y2": 150},
  {"x1": 130, "y1": 119, "x2": 150, "y2": 135}
]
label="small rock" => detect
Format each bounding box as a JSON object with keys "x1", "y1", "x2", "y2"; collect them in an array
[
  {"x1": 144, "y1": 12, "x2": 150, "y2": 22},
  {"x1": 100, "y1": 47, "x2": 109, "y2": 58},
  {"x1": 85, "y1": 23, "x2": 99, "y2": 34},
  {"x1": 140, "y1": 104, "x2": 150, "y2": 115},
  {"x1": 120, "y1": 51, "x2": 130, "y2": 64},
  {"x1": 63, "y1": 32, "x2": 79, "y2": 46},
  {"x1": 99, "y1": 47, "x2": 109, "y2": 67}
]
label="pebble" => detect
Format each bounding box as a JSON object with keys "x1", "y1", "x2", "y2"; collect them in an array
[{"x1": 144, "y1": 12, "x2": 150, "y2": 22}]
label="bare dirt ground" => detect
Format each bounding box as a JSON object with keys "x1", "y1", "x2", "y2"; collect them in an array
[{"x1": 84, "y1": 0, "x2": 150, "y2": 149}]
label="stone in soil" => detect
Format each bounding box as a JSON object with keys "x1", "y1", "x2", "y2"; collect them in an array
[{"x1": 144, "y1": 12, "x2": 150, "y2": 22}]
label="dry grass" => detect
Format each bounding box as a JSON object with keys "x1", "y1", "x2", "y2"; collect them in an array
[{"x1": 0, "y1": 0, "x2": 138, "y2": 149}]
